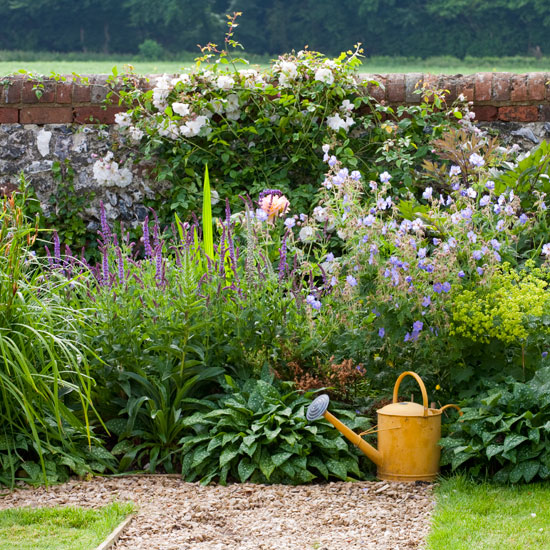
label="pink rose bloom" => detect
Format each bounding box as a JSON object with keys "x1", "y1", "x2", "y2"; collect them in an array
[{"x1": 259, "y1": 194, "x2": 290, "y2": 220}]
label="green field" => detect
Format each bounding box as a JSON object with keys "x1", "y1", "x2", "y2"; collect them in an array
[{"x1": 0, "y1": 55, "x2": 549, "y2": 76}]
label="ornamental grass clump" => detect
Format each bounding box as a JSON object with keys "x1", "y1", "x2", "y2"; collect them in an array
[{"x1": 0, "y1": 190, "x2": 114, "y2": 487}]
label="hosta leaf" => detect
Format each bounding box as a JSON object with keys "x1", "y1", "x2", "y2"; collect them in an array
[
  {"x1": 207, "y1": 435, "x2": 224, "y2": 453},
  {"x1": 486, "y1": 444, "x2": 503, "y2": 459},
  {"x1": 247, "y1": 391, "x2": 264, "y2": 412},
  {"x1": 326, "y1": 459, "x2": 347, "y2": 480},
  {"x1": 509, "y1": 461, "x2": 539, "y2": 483},
  {"x1": 222, "y1": 433, "x2": 238, "y2": 446},
  {"x1": 191, "y1": 447, "x2": 211, "y2": 469},
  {"x1": 264, "y1": 426, "x2": 281, "y2": 442},
  {"x1": 238, "y1": 458, "x2": 256, "y2": 482},
  {"x1": 219, "y1": 444, "x2": 240, "y2": 468},
  {"x1": 451, "y1": 453, "x2": 472, "y2": 471},
  {"x1": 256, "y1": 380, "x2": 280, "y2": 401},
  {"x1": 272, "y1": 452, "x2": 293, "y2": 467},
  {"x1": 258, "y1": 451, "x2": 276, "y2": 480},
  {"x1": 503, "y1": 434, "x2": 528, "y2": 453},
  {"x1": 308, "y1": 456, "x2": 329, "y2": 479}
]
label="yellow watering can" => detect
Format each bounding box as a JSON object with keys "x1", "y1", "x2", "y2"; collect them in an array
[{"x1": 306, "y1": 371, "x2": 462, "y2": 482}]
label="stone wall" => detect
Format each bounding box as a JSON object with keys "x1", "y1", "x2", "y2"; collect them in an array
[{"x1": 1, "y1": 72, "x2": 550, "y2": 227}]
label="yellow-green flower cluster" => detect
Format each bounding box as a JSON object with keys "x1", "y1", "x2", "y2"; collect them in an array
[{"x1": 450, "y1": 268, "x2": 550, "y2": 344}]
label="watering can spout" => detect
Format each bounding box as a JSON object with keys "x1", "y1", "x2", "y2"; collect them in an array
[{"x1": 306, "y1": 394, "x2": 383, "y2": 467}]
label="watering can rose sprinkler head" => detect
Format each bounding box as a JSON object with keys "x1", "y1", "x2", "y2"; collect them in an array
[{"x1": 306, "y1": 371, "x2": 462, "y2": 482}]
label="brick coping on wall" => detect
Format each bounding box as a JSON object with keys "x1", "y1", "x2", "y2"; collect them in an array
[{"x1": 1, "y1": 72, "x2": 549, "y2": 125}]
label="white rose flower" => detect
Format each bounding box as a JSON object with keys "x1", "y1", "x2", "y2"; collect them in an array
[
  {"x1": 216, "y1": 75, "x2": 235, "y2": 90},
  {"x1": 315, "y1": 67, "x2": 334, "y2": 85},
  {"x1": 280, "y1": 61, "x2": 298, "y2": 78},
  {"x1": 114, "y1": 112, "x2": 131, "y2": 128},
  {"x1": 128, "y1": 126, "x2": 144, "y2": 142},
  {"x1": 172, "y1": 102, "x2": 190, "y2": 117}
]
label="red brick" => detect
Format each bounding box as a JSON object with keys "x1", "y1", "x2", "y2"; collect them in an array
[
  {"x1": 492, "y1": 73, "x2": 510, "y2": 102},
  {"x1": 22, "y1": 80, "x2": 55, "y2": 103},
  {"x1": 438, "y1": 76, "x2": 458, "y2": 103},
  {"x1": 474, "y1": 72, "x2": 493, "y2": 102},
  {"x1": 405, "y1": 73, "x2": 423, "y2": 103},
  {"x1": 527, "y1": 74, "x2": 546, "y2": 101},
  {"x1": 73, "y1": 83, "x2": 91, "y2": 103},
  {"x1": 5, "y1": 79, "x2": 23, "y2": 104},
  {"x1": 0, "y1": 108, "x2": 18, "y2": 123},
  {"x1": 510, "y1": 74, "x2": 528, "y2": 102},
  {"x1": 56, "y1": 82, "x2": 73, "y2": 103},
  {"x1": 461, "y1": 74, "x2": 475, "y2": 102},
  {"x1": 422, "y1": 74, "x2": 439, "y2": 90},
  {"x1": 366, "y1": 75, "x2": 386, "y2": 102},
  {"x1": 498, "y1": 105, "x2": 538, "y2": 122},
  {"x1": 73, "y1": 105, "x2": 126, "y2": 124},
  {"x1": 539, "y1": 104, "x2": 550, "y2": 121},
  {"x1": 386, "y1": 74, "x2": 405, "y2": 103},
  {"x1": 20, "y1": 107, "x2": 72, "y2": 124},
  {"x1": 473, "y1": 105, "x2": 498, "y2": 121}
]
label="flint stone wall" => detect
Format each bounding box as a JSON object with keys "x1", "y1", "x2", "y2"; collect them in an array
[{"x1": 1, "y1": 72, "x2": 550, "y2": 228}]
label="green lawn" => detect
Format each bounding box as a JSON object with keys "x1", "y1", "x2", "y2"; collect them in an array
[
  {"x1": 0, "y1": 55, "x2": 549, "y2": 76},
  {"x1": 0, "y1": 502, "x2": 134, "y2": 550},
  {"x1": 427, "y1": 476, "x2": 550, "y2": 550}
]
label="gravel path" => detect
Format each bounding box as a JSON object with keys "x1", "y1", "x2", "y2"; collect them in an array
[{"x1": 0, "y1": 476, "x2": 434, "y2": 549}]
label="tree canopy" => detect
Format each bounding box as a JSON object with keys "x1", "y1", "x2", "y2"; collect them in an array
[{"x1": 0, "y1": 0, "x2": 548, "y2": 57}]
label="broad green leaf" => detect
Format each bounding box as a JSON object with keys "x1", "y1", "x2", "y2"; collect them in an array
[
  {"x1": 258, "y1": 451, "x2": 276, "y2": 480},
  {"x1": 503, "y1": 434, "x2": 528, "y2": 453},
  {"x1": 238, "y1": 458, "x2": 256, "y2": 482},
  {"x1": 219, "y1": 444, "x2": 240, "y2": 468}
]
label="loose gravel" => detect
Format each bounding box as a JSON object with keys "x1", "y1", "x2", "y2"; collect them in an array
[{"x1": 0, "y1": 476, "x2": 434, "y2": 549}]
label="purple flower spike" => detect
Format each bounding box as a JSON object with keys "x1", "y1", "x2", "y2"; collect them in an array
[
  {"x1": 116, "y1": 246, "x2": 124, "y2": 284},
  {"x1": 143, "y1": 216, "x2": 153, "y2": 259},
  {"x1": 53, "y1": 231, "x2": 61, "y2": 265}
]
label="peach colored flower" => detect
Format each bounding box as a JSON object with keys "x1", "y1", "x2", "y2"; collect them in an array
[{"x1": 259, "y1": 194, "x2": 290, "y2": 220}]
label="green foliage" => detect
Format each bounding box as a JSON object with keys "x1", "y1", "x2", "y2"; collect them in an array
[
  {"x1": 179, "y1": 373, "x2": 370, "y2": 485},
  {"x1": 138, "y1": 39, "x2": 165, "y2": 60},
  {"x1": 0, "y1": 190, "x2": 113, "y2": 487},
  {"x1": 451, "y1": 264, "x2": 550, "y2": 345},
  {"x1": 440, "y1": 367, "x2": 550, "y2": 483},
  {"x1": 49, "y1": 159, "x2": 94, "y2": 254},
  {"x1": 108, "y1": 39, "x2": 462, "y2": 224},
  {"x1": 87, "y1": 246, "x2": 224, "y2": 472}
]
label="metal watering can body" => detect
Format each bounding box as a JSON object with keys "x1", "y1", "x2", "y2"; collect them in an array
[{"x1": 306, "y1": 371, "x2": 461, "y2": 482}]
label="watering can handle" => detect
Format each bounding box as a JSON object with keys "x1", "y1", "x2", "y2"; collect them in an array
[
  {"x1": 392, "y1": 371, "x2": 429, "y2": 417},
  {"x1": 439, "y1": 403, "x2": 463, "y2": 416}
]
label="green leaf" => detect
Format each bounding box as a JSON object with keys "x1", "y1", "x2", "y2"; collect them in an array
[
  {"x1": 486, "y1": 444, "x2": 503, "y2": 459},
  {"x1": 202, "y1": 164, "x2": 214, "y2": 260},
  {"x1": 258, "y1": 451, "x2": 276, "y2": 480},
  {"x1": 219, "y1": 444, "x2": 240, "y2": 468},
  {"x1": 503, "y1": 434, "x2": 528, "y2": 453},
  {"x1": 326, "y1": 459, "x2": 347, "y2": 480},
  {"x1": 510, "y1": 461, "x2": 540, "y2": 483},
  {"x1": 308, "y1": 456, "x2": 329, "y2": 479},
  {"x1": 271, "y1": 452, "x2": 293, "y2": 467},
  {"x1": 238, "y1": 458, "x2": 256, "y2": 482}
]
